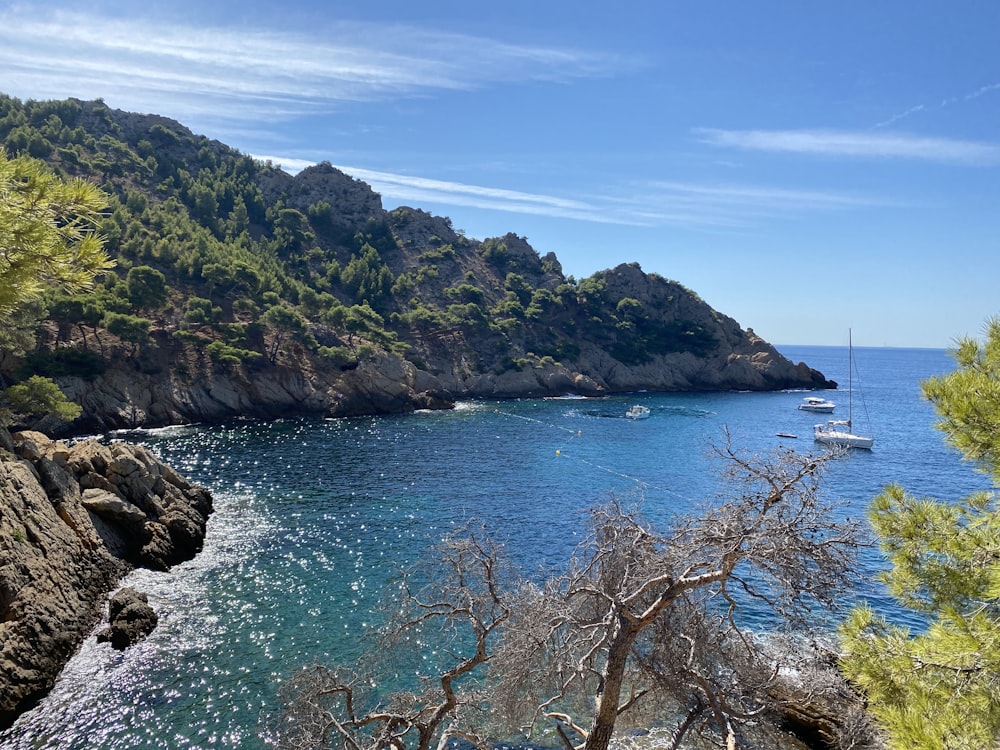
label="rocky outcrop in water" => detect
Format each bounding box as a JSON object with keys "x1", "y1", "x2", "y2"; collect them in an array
[
  {"x1": 96, "y1": 587, "x2": 158, "y2": 650},
  {"x1": 0, "y1": 427, "x2": 212, "y2": 729}
]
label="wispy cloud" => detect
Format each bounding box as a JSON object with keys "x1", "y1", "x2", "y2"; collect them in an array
[
  {"x1": 962, "y1": 82, "x2": 1000, "y2": 102},
  {"x1": 252, "y1": 155, "x2": 612, "y2": 221},
  {"x1": 253, "y1": 155, "x2": 885, "y2": 231},
  {"x1": 875, "y1": 104, "x2": 926, "y2": 129},
  {"x1": 339, "y1": 166, "x2": 600, "y2": 216},
  {"x1": 877, "y1": 82, "x2": 1000, "y2": 128},
  {"x1": 695, "y1": 128, "x2": 1000, "y2": 166},
  {"x1": 0, "y1": 8, "x2": 635, "y2": 126},
  {"x1": 595, "y1": 179, "x2": 891, "y2": 232}
]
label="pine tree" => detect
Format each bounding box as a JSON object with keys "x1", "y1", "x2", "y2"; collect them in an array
[
  {"x1": 0, "y1": 147, "x2": 113, "y2": 320},
  {"x1": 0, "y1": 147, "x2": 112, "y2": 424},
  {"x1": 839, "y1": 317, "x2": 1000, "y2": 749}
]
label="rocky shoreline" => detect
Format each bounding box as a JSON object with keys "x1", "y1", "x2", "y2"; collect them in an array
[
  {"x1": 46, "y1": 319, "x2": 833, "y2": 438},
  {"x1": 0, "y1": 427, "x2": 212, "y2": 729}
]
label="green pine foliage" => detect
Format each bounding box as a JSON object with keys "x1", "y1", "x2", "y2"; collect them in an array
[
  {"x1": 0, "y1": 144, "x2": 113, "y2": 321},
  {"x1": 1, "y1": 375, "x2": 82, "y2": 422},
  {"x1": 839, "y1": 317, "x2": 1000, "y2": 749},
  {"x1": 0, "y1": 143, "x2": 113, "y2": 424}
]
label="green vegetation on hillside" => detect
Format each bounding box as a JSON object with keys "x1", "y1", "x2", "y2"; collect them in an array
[{"x1": 0, "y1": 94, "x2": 722, "y2": 408}]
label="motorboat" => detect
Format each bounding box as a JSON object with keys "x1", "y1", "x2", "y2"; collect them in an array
[
  {"x1": 797, "y1": 396, "x2": 835, "y2": 413},
  {"x1": 625, "y1": 405, "x2": 651, "y2": 420}
]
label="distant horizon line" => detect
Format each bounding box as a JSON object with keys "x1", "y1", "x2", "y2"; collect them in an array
[{"x1": 775, "y1": 342, "x2": 949, "y2": 351}]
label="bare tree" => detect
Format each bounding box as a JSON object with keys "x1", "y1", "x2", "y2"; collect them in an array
[
  {"x1": 274, "y1": 436, "x2": 863, "y2": 750},
  {"x1": 491, "y1": 436, "x2": 862, "y2": 750},
  {"x1": 271, "y1": 525, "x2": 512, "y2": 750}
]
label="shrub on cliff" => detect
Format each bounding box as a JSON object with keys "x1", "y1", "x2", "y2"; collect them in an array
[{"x1": 0, "y1": 375, "x2": 82, "y2": 424}]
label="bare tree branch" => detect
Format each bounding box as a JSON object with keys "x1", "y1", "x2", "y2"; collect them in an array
[
  {"x1": 275, "y1": 434, "x2": 867, "y2": 750},
  {"x1": 493, "y1": 434, "x2": 862, "y2": 750}
]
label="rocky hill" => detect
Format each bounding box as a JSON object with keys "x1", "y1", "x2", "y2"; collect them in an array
[
  {"x1": 0, "y1": 426, "x2": 212, "y2": 729},
  {"x1": 0, "y1": 95, "x2": 833, "y2": 435}
]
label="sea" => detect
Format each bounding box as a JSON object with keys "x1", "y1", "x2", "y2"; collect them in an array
[{"x1": 1, "y1": 345, "x2": 993, "y2": 749}]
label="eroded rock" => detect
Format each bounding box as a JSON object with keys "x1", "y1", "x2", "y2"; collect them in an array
[{"x1": 0, "y1": 427, "x2": 212, "y2": 729}]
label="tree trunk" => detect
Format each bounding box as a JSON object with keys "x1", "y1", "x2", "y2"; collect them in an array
[
  {"x1": 77, "y1": 323, "x2": 89, "y2": 352},
  {"x1": 583, "y1": 617, "x2": 637, "y2": 750}
]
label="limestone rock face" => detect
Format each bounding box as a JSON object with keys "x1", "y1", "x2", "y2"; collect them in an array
[
  {"x1": 407, "y1": 265, "x2": 833, "y2": 399},
  {"x1": 275, "y1": 162, "x2": 384, "y2": 226},
  {"x1": 0, "y1": 428, "x2": 212, "y2": 729},
  {"x1": 52, "y1": 299, "x2": 828, "y2": 434},
  {"x1": 54, "y1": 333, "x2": 455, "y2": 434}
]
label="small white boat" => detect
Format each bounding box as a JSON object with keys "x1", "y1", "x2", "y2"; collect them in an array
[
  {"x1": 797, "y1": 396, "x2": 835, "y2": 413},
  {"x1": 625, "y1": 405, "x2": 650, "y2": 420}
]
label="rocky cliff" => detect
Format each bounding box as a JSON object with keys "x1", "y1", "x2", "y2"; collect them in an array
[
  {"x1": 403, "y1": 262, "x2": 831, "y2": 398},
  {"x1": 0, "y1": 427, "x2": 212, "y2": 729},
  {"x1": 4, "y1": 96, "x2": 834, "y2": 435},
  {"x1": 45, "y1": 261, "x2": 831, "y2": 435},
  {"x1": 51, "y1": 317, "x2": 828, "y2": 434}
]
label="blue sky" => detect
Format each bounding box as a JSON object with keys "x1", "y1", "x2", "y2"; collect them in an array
[{"x1": 2, "y1": 1, "x2": 997, "y2": 348}]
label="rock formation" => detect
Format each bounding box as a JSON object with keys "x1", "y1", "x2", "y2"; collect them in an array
[
  {"x1": 49, "y1": 317, "x2": 829, "y2": 435},
  {"x1": 0, "y1": 427, "x2": 212, "y2": 729},
  {"x1": 54, "y1": 335, "x2": 453, "y2": 434},
  {"x1": 96, "y1": 587, "x2": 159, "y2": 650}
]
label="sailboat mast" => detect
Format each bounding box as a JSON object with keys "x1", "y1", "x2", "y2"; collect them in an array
[{"x1": 848, "y1": 328, "x2": 853, "y2": 429}]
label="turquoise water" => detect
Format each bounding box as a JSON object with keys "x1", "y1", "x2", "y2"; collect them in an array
[{"x1": 2, "y1": 346, "x2": 991, "y2": 749}]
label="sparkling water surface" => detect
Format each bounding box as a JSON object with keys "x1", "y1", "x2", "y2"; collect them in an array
[{"x1": 2, "y1": 346, "x2": 991, "y2": 749}]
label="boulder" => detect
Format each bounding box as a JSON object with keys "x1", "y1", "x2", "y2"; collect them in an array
[
  {"x1": 81, "y1": 488, "x2": 147, "y2": 525},
  {"x1": 96, "y1": 587, "x2": 158, "y2": 650}
]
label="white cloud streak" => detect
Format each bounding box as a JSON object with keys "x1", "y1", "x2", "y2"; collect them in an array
[
  {"x1": 877, "y1": 82, "x2": 1000, "y2": 128},
  {"x1": 0, "y1": 8, "x2": 635, "y2": 124},
  {"x1": 695, "y1": 128, "x2": 1000, "y2": 166},
  {"x1": 875, "y1": 104, "x2": 926, "y2": 129},
  {"x1": 253, "y1": 155, "x2": 886, "y2": 231}
]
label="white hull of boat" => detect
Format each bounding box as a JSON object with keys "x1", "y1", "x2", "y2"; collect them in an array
[
  {"x1": 813, "y1": 331, "x2": 873, "y2": 450},
  {"x1": 798, "y1": 397, "x2": 835, "y2": 413},
  {"x1": 625, "y1": 405, "x2": 650, "y2": 420},
  {"x1": 814, "y1": 423, "x2": 874, "y2": 450}
]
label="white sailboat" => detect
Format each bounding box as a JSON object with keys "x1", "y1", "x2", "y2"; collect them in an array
[{"x1": 814, "y1": 330, "x2": 874, "y2": 450}]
